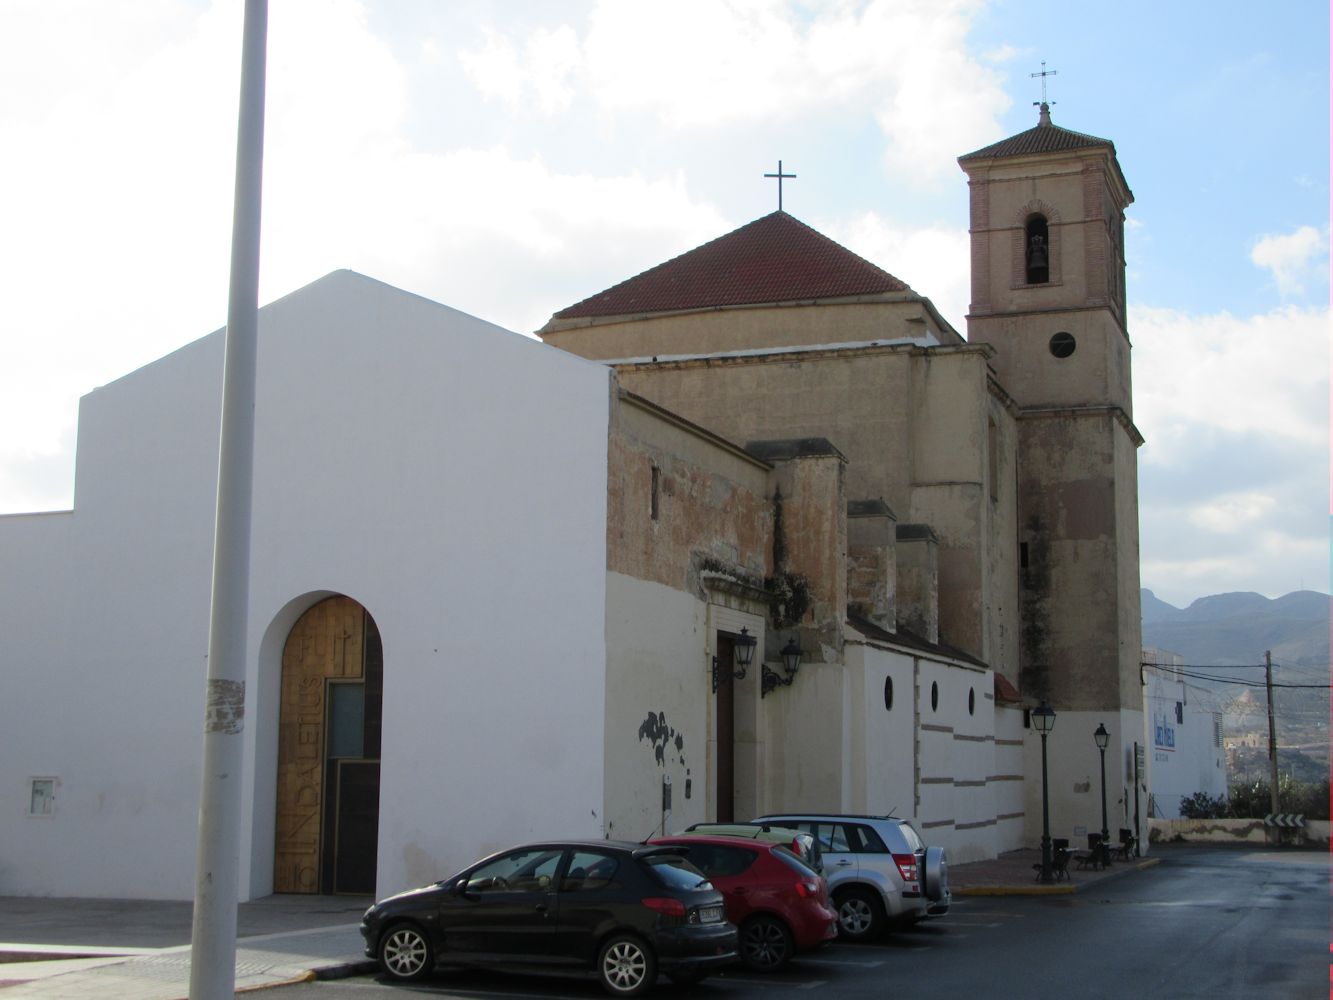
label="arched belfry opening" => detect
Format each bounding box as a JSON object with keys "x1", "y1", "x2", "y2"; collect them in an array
[
  {"x1": 1024, "y1": 214, "x2": 1050, "y2": 284},
  {"x1": 274, "y1": 595, "x2": 382, "y2": 894}
]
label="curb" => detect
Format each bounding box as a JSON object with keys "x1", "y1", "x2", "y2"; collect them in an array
[
  {"x1": 242, "y1": 959, "x2": 377, "y2": 993},
  {"x1": 952, "y1": 856, "x2": 1162, "y2": 897},
  {"x1": 314, "y1": 960, "x2": 378, "y2": 981}
]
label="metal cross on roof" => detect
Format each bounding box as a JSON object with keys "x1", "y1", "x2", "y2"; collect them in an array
[
  {"x1": 764, "y1": 160, "x2": 796, "y2": 211},
  {"x1": 1031, "y1": 61, "x2": 1058, "y2": 108}
]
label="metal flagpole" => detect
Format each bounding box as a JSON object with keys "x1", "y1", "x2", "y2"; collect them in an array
[{"x1": 189, "y1": 1, "x2": 267, "y2": 997}]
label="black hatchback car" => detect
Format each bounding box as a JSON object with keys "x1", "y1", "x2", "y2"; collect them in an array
[{"x1": 359, "y1": 840, "x2": 738, "y2": 996}]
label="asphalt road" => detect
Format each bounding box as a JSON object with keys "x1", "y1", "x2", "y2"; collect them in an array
[{"x1": 271, "y1": 845, "x2": 1329, "y2": 1000}]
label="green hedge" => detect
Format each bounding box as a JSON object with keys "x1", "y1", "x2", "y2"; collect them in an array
[{"x1": 1180, "y1": 777, "x2": 1330, "y2": 821}]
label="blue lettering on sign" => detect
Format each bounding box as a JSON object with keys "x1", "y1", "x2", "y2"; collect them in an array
[{"x1": 1154, "y1": 716, "x2": 1176, "y2": 750}]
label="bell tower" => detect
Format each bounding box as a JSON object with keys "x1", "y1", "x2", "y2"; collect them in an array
[
  {"x1": 959, "y1": 103, "x2": 1144, "y2": 843},
  {"x1": 960, "y1": 101, "x2": 1134, "y2": 413}
]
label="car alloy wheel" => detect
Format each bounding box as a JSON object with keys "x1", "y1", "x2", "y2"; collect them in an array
[
  {"x1": 597, "y1": 934, "x2": 657, "y2": 997},
  {"x1": 740, "y1": 915, "x2": 794, "y2": 971},
  {"x1": 835, "y1": 887, "x2": 885, "y2": 941},
  {"x1": 378, "y1": 923, "x2": 433, "y2": 982}
]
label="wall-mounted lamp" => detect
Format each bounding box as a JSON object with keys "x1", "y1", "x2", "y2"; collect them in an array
[
  {"x1": 761, "y1": 636, "x2": 803, "y2": 697},
  {"x1": 712, "y1": 627, "x2": 757, "y2": 693}
]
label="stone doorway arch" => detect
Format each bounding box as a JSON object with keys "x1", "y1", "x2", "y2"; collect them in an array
[{"x1": 273, "y1": 595, "x2": 382, "y2": 894}]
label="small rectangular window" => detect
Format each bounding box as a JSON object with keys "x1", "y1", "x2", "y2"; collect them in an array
[
  {"x1": 328, "y1": 683, "x2": 365, "y2": 758},
  {"x1": 1020, "y1": 542, "x2": 1029, "y2": 569},
  {"x1": 650, "y1": 465, "x2": 660, "y2": 521},
  {"x1": 29, "y1": 778, "x2": 56, "y2": 816}
]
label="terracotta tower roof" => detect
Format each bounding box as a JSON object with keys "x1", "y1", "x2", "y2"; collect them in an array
[
  {"x1": 552, "y1": 211, "x2": 910, "y2": 320},
  {"x1": 959, "y1": 103, "x2": 1116, "y2": 162}
]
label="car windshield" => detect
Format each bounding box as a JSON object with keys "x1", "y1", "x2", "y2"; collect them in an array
[{"x1": 642, "y1": 853, "x2": 711, "y2": 890}]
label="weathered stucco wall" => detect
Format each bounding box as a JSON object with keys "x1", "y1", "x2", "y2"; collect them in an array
[
  {"x1": 607, "y1": 390, "x2": 772, "y2": 591},
  {"x1": 1150, "y1": 818, "x2": 1330, "y2": 845},
  {"x1": 615, "y1": 343, "x2": 1018, "y2": 666},
  {"x1": 1017, "y1": 411, "x2": 1136, "y2": 711}
]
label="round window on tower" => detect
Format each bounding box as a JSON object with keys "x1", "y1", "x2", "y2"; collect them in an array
[{"x1": 1049, "y1": 332, "x2": 1076, "y2": 358}]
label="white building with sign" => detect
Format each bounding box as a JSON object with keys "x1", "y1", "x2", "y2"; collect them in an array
[{"x1": 1143, "y1": 647, "x2": 1227, "y2": 818}]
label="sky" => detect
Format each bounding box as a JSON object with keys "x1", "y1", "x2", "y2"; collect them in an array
[{"x1": 0, "y1": 0, "x2": 1328, "y2": 609}]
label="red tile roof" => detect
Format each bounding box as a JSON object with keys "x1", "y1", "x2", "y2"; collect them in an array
[
  {"x1": 959, "y1": 106, "x2": 1115, "y2": 162},
  {"x1": 552, "y1": 211, "x2": 910, "y2": 320}
]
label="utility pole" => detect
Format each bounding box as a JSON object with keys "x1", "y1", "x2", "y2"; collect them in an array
[
  {"x1": 189, "y1": 2, "x2": 267, "y2": 997},
  {"x1": 1264, "y1": 649, "x2": 1280, "y2": 843}
]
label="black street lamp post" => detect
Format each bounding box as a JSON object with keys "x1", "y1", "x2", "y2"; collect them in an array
[
  {"x1": 1094, "y1": 722, "x2": 1111, "y2": 867},
  {"x1": 1032, "y1": 702, "x2": 1057, "y2": 883}
]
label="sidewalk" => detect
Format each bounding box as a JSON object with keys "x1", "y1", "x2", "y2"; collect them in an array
[
  {"x1": 949, "y1": 846, "x2": 1161, "y2": 895},
  {"x1": 0, "y1": 895, "x2": 375, "y2": 999},
  {"x1": 0, "y1": 851, "x2": 1162, "y2": 997}
]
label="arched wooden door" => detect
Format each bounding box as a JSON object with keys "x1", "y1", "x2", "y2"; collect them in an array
[{"x1": 274, "y1": 596, "x2": 383, "y2": 894}]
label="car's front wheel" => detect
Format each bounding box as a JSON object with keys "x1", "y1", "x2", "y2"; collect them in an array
[
  {"x1": 835, "y1": 886, "x2": 885, "y2": 942},
  {"x1": 598, "y1": 934, "x2": 657, "y2": 997},
  {"x1": 740, "y1": 914, "x2": 794, "y2": 970},
  {"x1": 378, "y1": 923, "x2": 433, "y2": 982}
]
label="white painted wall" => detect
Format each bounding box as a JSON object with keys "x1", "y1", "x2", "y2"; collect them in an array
[
  {"x1": 0, "y1": 271, "x2": 610, "y2": 900},
  {"x1": 993, "y1": 705, "x2": 1026, "y2": 852},
  {"x1": 915, "y1": 657, "x2": 995, "y2": 863},
  {"x1": 602, "y1": 572, "x2": 718, "y2": 841},
  {"x1": 847, "y1": 644, "x2": 916, "y2": 819},
  {"x1": 1142, "y1": 667, "x2": 1226, "y2": 820},
  {"x1": 847, "y1": 636, "x2": 1006, "y2": 863},
  {"x1": 1023, "y1": 708, "x2": 1147, "y2": 855}
]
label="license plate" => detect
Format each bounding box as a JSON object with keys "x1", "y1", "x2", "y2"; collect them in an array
[{"x1": 698, "y1": 905, "x2": 724, "y2": 924}]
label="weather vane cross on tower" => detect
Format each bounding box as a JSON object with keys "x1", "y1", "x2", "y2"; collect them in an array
[
  {"x1": 1031, "y1": 61, "x2": 1057, "y2": 108},
  {"x1": 764, "y1": 160, "x2": 796, "y2": 211}
]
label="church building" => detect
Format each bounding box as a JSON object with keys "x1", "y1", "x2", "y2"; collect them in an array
[{"x1": 0, "y1": 105, "x2": 1142, "y2": 901}]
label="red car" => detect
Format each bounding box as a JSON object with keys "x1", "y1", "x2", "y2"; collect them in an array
[{"x1": 650, "y1": 835, "x2": 837, "y2": 971}]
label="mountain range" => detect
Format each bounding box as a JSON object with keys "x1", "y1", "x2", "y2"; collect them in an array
[
  {"x1": 1141, "y1": 589, "x2": 1329, "y2": 772},
  {"x1": 1141, "y1": 589, "x2": 1329, "y2": 667}
]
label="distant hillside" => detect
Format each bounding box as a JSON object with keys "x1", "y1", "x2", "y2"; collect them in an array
[
  {"x1": 1141, "y1": 589, "x2": 1330, "y2": 757},
  {"x1": 1141, "y1": 589, "x2": 1329, "y2": 666}
]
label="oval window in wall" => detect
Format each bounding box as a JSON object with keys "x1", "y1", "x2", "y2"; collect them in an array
[
  {"x1": 969, "y1": 687, "x2": 975, "y2": 715},
  {"x1": 1049, "y1": 332, "x2": 1076, "y2": 358},
  {"x1": 930, "y1": 681, "x2": 939, "y2": 712},
  {"x1": 884, "y1": 677, "x2": 894, "y2": 711}
]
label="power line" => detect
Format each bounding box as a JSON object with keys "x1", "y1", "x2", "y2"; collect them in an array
[{"x1": 1142, "y1": 662, "x2": 1331, "y2": 689}]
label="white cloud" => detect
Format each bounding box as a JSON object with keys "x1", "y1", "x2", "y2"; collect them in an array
[
  {"x1": 1133, "y1": 302, "x2": 1329, "y2": 604},
  {"x1": 1250, "y1": 225, "x2": 1328, "y2": 296},
  {"x1": 1187, "y1": 492, "x2": 1278, "y2": 534},
  {"x1": 461, "y1": 25, "x2": 580, "y2": 114},
  {"x1": 1131, "y1": 303, "x2": 1329, "y2": 464},
  {"x1": 459, "y1": 29, "x2": 525, "y2": 105},
  {"x1": 461, "y1": 0, "x2": 1008, "y2": 188},
  {"x1": 830, "y1": 214, "x2": 971, "y2": 329},
  {"x1": 0, "y1": 0, "x2": 731, "y2": 514}
]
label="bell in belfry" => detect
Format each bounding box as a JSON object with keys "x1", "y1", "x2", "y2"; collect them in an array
[{"x1": 1027, "y1": 233, "x2": 1048, "y2": 271}]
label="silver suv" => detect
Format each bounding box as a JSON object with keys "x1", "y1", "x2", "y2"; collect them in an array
[{"x1": 753, "y1": 813, "x2": 949, "y2": 941}]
